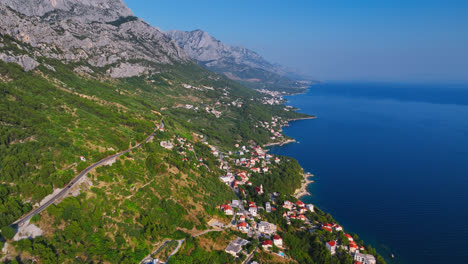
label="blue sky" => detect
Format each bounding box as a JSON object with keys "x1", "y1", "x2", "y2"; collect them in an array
[{"x1": 124, "y1": 0, "x2": 468, "y2": 82}]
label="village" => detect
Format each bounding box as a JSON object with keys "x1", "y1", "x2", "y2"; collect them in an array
[
  {"x1": 152, "y1": 112, "x2": 376, "y2": 264},
  {"x1": 217, "y1": 143, "x2": 377, "y2": 264}
]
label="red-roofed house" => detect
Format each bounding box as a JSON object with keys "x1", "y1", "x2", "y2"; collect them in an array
[
  {"x1": 297, "y1": 214, "x2": 307, "y2": 221},
  {"x1": 349, "y1": 241, "x2": 358, "y2": 253},
  {"x1": 251, "y1": 167, "x2": 261, "y2": 173},
  {"x1": 273, "y1": 235, "x2": 283, "y2": 247},
  {"x1": 326, "y1": 241, "x2": 336, "y2": 255},
  {"x1": 262, "y1": 240, "x2": 273, "y2": 249},
  {"x1": 296, "y1": 201, "x2": 305, "y2": 207},
  {"x1": 345, "y1": 234, "x2": 354, "y2": 241},
  {"x1": 220, "y1": 204, "x2": 233, "y2": 215},
  {"x1": 322, "y1": 226, "x2": 332, "y2": 232},
  {"x1": 237, "y1": 222, "x2": 249, "y2": 233}
]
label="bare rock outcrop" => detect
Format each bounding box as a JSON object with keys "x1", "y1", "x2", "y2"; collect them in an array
[{"x1": 0, "y1": 0, "x2": 191, "y2": 78}]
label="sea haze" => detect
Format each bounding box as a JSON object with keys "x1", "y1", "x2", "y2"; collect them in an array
[{"x1": 269, "y1": 82, "x2": 468, "y2": 264}]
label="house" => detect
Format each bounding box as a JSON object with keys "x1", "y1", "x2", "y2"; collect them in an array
[
  {"x1": 353, "y1": 253, "x2": 376, "y2": 264},
  {"x1": 297, "y1": 214, "x2": 307, "y2": 221},
  {"x1": 255, "y1": 185, "x2": 264, "y2": 195},
  {"x1": 322, "y1": 226, "x2": 332, "y2": 232},
  {"x1": 326, "y1": 241, "x2": 337, "y2": 255},
  {"x1": 334, "y1": 225, "x2": 343, "y2": 232},
  {"x1": 262, "y1": 167, "x2": 269, "y2": 173},
  {"x1": 296, "y1": 201, "x2": 305, "y2": 208},
  {"x1": 251, "y1": 167, "x2": 261, "y2": 173},
  {"x1": 249, "y1": 206, "x2": 257, "y2": 217},
  {"x1": 349, "y1": 241, "x2": 358, "y2": 253},
  {"x1": 345, "y1": 234, "x2": 354, "y2": 241},
  {"x1": 237, "y1": 222, "x2": 249, "y2": 233},
  {"x1": 231, "y1": 200, "x2": 241, "y2": 208},
  {"x1": 79, "y1": 156, "x2": 86, "y2": 162},
  {"x1": 283, "y1": 201, "x2": 293, "y2": 210},
  {"x1": 160, "y1": 141, "x2": 173, "y2": 150},
  {"x1": 298, "y1": 207, "x2": 307, "y2": 214},
  {"x1": 220, "y1": 204, "x2": 234, "y2": 215},
  {"x1": 211, "y1": 151, "x2": 219, "y2": 157},
  {"x1": 265, "y1": 202, "x2": 272, "y2": 213},
  {"x1": 262, "y1": 240, "x2": 273, "y2": 249},
  {"x1": 220, "y1": 175, "x2": 234, "y2": 184},
  {"x1": 257, "y1": 221, "x2": 277, "y2": 235},
  {"x1": 225, "y1": 237, "x2": 249, "y2": 257},
  {"x1": 274, "y1": 157, "x2": 280, "y2": 163},
  {"x1": 239, "y1": 215, "x2": 246, "y2": 222},
  {"x1": 273, "y1": 235, "x2": 283, "y2": 247}
]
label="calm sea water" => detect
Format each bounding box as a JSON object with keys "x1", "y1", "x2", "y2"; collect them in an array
[{"x1": 269, "y1": 82, "x2": 468, "y2": 264}]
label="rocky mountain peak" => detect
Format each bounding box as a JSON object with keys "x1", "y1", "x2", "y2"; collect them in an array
[
  {"x1": 0, "y1": 0, "x2": 133, "y2": 21},
  {"x1": 0, "y1": 0, "x2": 190, "y2": 78}
]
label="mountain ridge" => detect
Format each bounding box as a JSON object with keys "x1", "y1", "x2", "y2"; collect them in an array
[
  {"x1": 0, "y1": 0, "x2": 190, "y2": 78},
  {"x1": 166, "y1": 29, "x2": 314, "y2": 92}
]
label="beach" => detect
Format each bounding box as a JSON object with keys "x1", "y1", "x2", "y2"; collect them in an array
[{"x1": 294, "y1": 172, "x2": 314, "y2": 199}]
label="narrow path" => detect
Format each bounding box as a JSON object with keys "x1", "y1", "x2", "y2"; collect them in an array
[
  {"x1": 12, "y1": 119, "x2": 164, "y2": 227},
  {"x1": 164, "y1": 239, "x2": 184, "y2": 264}
]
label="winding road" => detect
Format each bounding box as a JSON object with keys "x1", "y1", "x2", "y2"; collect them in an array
[{"x1": 12, "y1": 119, "x2": 164, "y2": 227}]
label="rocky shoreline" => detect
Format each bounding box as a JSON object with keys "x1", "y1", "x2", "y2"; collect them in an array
[{"x1": 295, "y1": 172, "x2": 314, "y2": 198}]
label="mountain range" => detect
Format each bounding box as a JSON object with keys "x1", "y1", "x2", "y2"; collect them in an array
[{"x1": 166, "y1": 29, "x2": 314, "y2": 92}]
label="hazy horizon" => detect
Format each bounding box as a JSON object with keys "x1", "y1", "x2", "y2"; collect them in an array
[{"x1": 124, "y1": 0, "x2": 468, "y2": 83}]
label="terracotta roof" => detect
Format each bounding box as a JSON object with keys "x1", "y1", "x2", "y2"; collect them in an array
[
  {"x1": 273, "y1": 235, "x2": 282, "y2": 240},
  {"x1": 262, "y1": 240, "x2": 273, "y2": 246},
  {"x1": 327, "y1": 241, "x2": 336, "y2": 247}
]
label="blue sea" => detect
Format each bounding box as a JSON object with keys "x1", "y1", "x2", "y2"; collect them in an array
[{"x1": 269, "y1": 82, "x2": 468, "y2": 264}]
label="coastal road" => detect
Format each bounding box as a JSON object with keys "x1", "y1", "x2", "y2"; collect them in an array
[{"x1": 13, "y1": 119, "x2": 164, "y2": 227}]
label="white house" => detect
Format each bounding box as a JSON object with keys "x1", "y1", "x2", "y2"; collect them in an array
[
  {"x1": 237, "y1": 222, "x2": 249, "y2": 233},
  {"x1": 160, "y1": 141, "x2": 173, "y2": 150},
  {"x1": 249, "y1": 206, "x2": 257, "y2": 217},
  {"x1": 326, "y1": 241, "x2": 336, "y2": 255},
  {"x1": 262, "y1": 240, "x2": 273, "y2": 249},
  {"x1": 80, "y1": 156, "x2": 86, "y2": 162},
  {"x1": 220, "y1": 204, "x2": 234, "y2": 215},
  {"x1": 354, "y1": 253, "x2": 376, "y2": 264},
  {"x1": 257, "y1": 221, "x2": 277, "y2": 235},
  {"x1": 273, "y1": 235, "x2": 283, "y2": 247},
  {"x1": 306, "y1": 204, "x2": 314, "y2": 212}
]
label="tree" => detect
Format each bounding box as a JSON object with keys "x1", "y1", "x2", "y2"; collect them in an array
[{"x1": 1, "y1": 226, "x2": 16, "y2": 240}]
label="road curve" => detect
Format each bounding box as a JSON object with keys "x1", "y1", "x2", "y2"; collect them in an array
[{"x1": 12, "y1": 119, "x2": 164, "y2": 227}]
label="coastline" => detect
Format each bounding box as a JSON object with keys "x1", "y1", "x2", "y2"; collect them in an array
[
  {"x1": 294, "y1": 172, "x2": 314, "y2": 199},
  {"x1": 263, "y1": 116, "x2": 317, "y2": 147}
]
